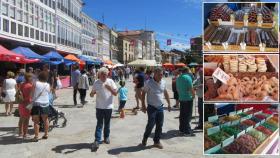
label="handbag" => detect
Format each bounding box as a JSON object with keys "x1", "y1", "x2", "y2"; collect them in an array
[
  {"x1": 26, "y1": 83, "x2": 48, "y2": 110},
  {"x1": 14, "y1": 109, "x2": 20, "y2": 117}
]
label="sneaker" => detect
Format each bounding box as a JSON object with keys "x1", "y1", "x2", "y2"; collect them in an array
[
  {"x1": 104, "y1": 138, "x2": 110, "y2": 144},
  {"x1": 141, "y1": 138, "x2": 147, "y2": 146},
  {"x1": 153, "y1": 142, "x2": 163, "y2": 149},
  {"x1": 91, "y1": 141, "x2": 99, "y2": 152}
]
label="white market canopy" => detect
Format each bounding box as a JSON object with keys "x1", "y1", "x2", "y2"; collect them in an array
[{"x1": 128, "y1": 59, "x2": 157, "y2": 67}]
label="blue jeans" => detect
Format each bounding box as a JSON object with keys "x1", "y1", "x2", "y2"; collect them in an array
[
  {"x1": 143, "y1": 105, "x2": 164, "y2": 143},
  {"x1": 179, "y1": 100, "x2": 193, "y2": 133},
  {"x1": 94, "y1": 108, "x2": 112, "y2": 143}
]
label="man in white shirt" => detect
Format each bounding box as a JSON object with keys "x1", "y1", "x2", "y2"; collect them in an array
[
  {"x1": 140, "y1": 68, "x2": 171, "y2": 149},
  {"x1": 90, "y1": 67, "x2": 117, "y2": 151}
]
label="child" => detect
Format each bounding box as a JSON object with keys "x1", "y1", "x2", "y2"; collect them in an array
[{"x1": 118, "y1": 80, "x2": 128, "y2": 118}]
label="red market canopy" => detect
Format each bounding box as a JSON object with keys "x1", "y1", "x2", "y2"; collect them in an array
[
  {"x1": 104, "y1": 60, "x2": 113, "y2": 65},
  {"x1": 163, "y1": 63, "x2": 173, "y2": 66},
  {"x1": 0, "y1": 45, "x2": 39, "y2": 64}
]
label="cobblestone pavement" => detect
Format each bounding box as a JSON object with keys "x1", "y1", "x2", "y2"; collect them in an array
[{"x1": 0, "y1": 77, "x2": 278, "y2": 158}]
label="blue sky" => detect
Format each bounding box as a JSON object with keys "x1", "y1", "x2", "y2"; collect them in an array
[{"x1": 82, "y1": 0, "x2": 203, "y2": 50}]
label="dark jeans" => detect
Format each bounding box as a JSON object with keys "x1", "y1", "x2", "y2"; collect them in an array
[
  {"x1": 198, "y1": 98, "x2": 203, "y2": 127},
  {"x1": 179, "y1": 100, "x2": 193, "y2": 133},
  {"x1": 95, "y1": 108, "x2": 113, "y2": 143},
  {"x1": 143, "y1": 105, "x2": 164, "y2": 143},
  {"x1": 73, "y1": 85, "x2": 79, "y2": 105},
  {"x1": 79, "y1": 89, "x2": 87, "y2": 103}
]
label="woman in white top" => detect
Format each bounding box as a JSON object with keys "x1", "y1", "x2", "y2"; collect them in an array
[
  {"x1": 31, "y1": 71, "x2": 50, "y2": 142},
  {"x1": 1, "y1": 71, "x2": 17, "y2": 116}
]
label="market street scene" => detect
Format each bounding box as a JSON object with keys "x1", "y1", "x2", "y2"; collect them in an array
[{"x1": 0, "y1": 0, "x2": 279, "y2": 158}]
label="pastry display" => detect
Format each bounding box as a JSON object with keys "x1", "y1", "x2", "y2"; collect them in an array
[
  {"x1": 209, "y1": 131, "x2": 230, "y2": 144},
  {"x1": 255, "y1": 125, "x2": 273, "y2": 136},
  {"x1": 204, "y1": 54, "x2": 279, "y2": 102},
  {"x1": 235, "y1": 134, "x2": 260, "y2": 152},
  {"x1": 241, "y1": 119, "x2": 256, "y2": 126},
  {"x1": 209, "y1": 4, "x2": 233, "y2": 21},
  {"x1": 261, "y1": 6, "x2": 273, "y2": 23},
  {"x1": 204, "y1": 3, "x2": 278, "y2": 52},
  {"x1": 204, "y1": 122, "x2": 214, "y2": 130},
  {"x1": 247, "y1": 129, "x2": 267, "y2": 142},
  {"x1": 262, "y1": 122, "x2": 277, "y2": 131},
  {"x1": 248, "y1": 6, "x2": 258, "y2": 23},
  {"x1": 204, "y1": 104, "x2": 279, "y2": 154},
  {"x1": 235, "y1": 10, "x2": 244, "y2": 21},
  {"x1": 205, "y1": 136, "x2": 217, "y2": 150},
  {"x1": 254, "y1": 114, "x2": 267, "y2": 120},
  {"x1": 222, "y1": 126, "x2": 240, "y2": 136},
  {"x1": 224, "y1": 141, "x2": 252, "y2": 154}
]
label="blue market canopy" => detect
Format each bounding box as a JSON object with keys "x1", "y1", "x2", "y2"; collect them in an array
[
  {"x1": 43, "y1": 51, "x2": 64, "y2": 61},
  {"x1": 64, "y1": 59, "x2": 76, "y2": 66},
  {"x1": 12, "y1": 46, "x2": 47, "y2": 61},
  {"x1": 78, "y1": 55, "x2": 95, "y2": 64}
]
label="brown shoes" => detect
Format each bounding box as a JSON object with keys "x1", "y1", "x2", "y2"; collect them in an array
[{"x1": 153, "y1": 142, "x2": 163, "y2": 149}]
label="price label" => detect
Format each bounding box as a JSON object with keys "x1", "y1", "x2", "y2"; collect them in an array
[
  {"x1": 259, "y1": 43, "x2": 266, "y2": 52},
  {"x1": 207, "y1": 126, "x2": 220, "y2": 135},
  {"x1": 208, "y1": 115, "x2": 218, "y2": 123},
  {"x1": 205, "y1": 144, "x2": 221, "y2": 155},
  {"x1": 222, "y1": 136, "x2": 234, "y2": 147},
  {"x1": 240, "y1": 42, "x2": 246, "y2": 50},
  {"x1": 261, "y1": 119, "x2": 265, "y2": 124},
  {"x1": 236, "y1": 110, "x2": 242, "y2": 114},
  {"x1": 255, "y1": 122, "x2": 260, "y2": 127},
  {"x1": 231, "y1": 120, "x2": 239, "y2": 126},
  {"x1": 246, "y1": 126, "x2": 254, "y2": 132},
  {"x1": 229, "y1": 111, "x2": 236, "y2": 116},
  {"x1": 237, "y1": 130, "x2": 245, "y2": 138},
  {"x1": 221, "y1": 122, "x2": 231, "y2": 128},
  {"x1": 212, "y1": 67, "x2": 230, "y2": 84}
]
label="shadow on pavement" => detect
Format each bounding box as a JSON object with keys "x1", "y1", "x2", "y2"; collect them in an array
[
  {"x1": 52, "y1": 143, "x2": 91, "y2": 154},
  {"x1": 54, "y1": 105, "x2": 77, "y2": 108},
  {"x1": 0, "y1": 135, "x2": 33, "y2": 145},
  {"x1": 107, "y1": 144, "x2": 152, "y2": 155},
  {"x1": 149, "y1": 129, "x2": 202, "y2": 140}
]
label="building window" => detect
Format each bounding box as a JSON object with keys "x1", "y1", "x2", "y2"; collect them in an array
[
  {"x1": 24, "y1": 0, "x2": 28, "y2": 11},
  {"x1": 3, "y1": 19, "x2": 9, "y2": 32},
  {"x1": 49, "y1": 34, "x2": 52, "y2": 43},
  {"x1": 11, "y1": 0, "x2": 16, "y2": 6},
  {"x1": 29, "y1": 15, "x2": 33, "y2": 25},
  {"x1": 2, "y1": 3, "x2": 8, "y2": 16},
  {"x1": 45, "y1": 33, "x2": 48, "y2": 42},
  {"x1": 30, "y1": 28, "x2": 34, "y2": 38},
  {"x1": 40, "y1": 31, "x2": 44, "y2": 41},
  {"x1": 10, "y1": 6, "x2": 15, "y2": 19},
  {"x1": 24, "y1": 12, "x2": 28, "y2": 23},
  {"x1": 16, "y1": 9, "x2": 22, "y2": 21},
  {"x1": 36, "y1": 30, "x2": 39, "y2": 40},
  {"x1": 16, "y1": 0, "x2": 22, "y2": 8},
  {"x1": 24, "y1": 26, "x2": 29, "y2": 37},
  {"x1": 11, "y1": 22, "x2": 16, "y2": 34},
  {"x1": 18, "y1": 24, "x2": 23, "y2": 36}
]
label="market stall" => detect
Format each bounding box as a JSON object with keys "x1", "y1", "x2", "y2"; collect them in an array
[
  {"x1": 204, "y1": 104, "x2": 279, "y2": 155},
  {"x1": 203, "y1": 3, "x2": 278, "y2": 52},
  {"x1": 204, "y1": 54, "x2": 279, "y2": 102}
]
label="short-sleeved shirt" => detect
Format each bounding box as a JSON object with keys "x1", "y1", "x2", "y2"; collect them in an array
[
  {"x1": 71, "y1": 70, "x2": 81, "y2": 87},
  {"x1": 135, "y1": 72, "x2": 145, "y2": 88},
  {"x1": 92, "y1": 78, "x2": 117, "y2": 109},
  {"x1": 118, "y1": 87, "x2": 128, "y2": 101},
  {"x1": 16, "y1": 75, "x2": 25, "y2": 84},
  {"x1": 176, "y1": 74, "x2": 193, "y2": 101},
  {"x1": 143, "y1": 79, "x2": 166, "y2": 108}
]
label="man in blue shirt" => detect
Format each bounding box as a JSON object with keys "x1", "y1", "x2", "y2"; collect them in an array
[
  {"x1": 133, "y1": 67, "x2": 145, "y2": 110},
  {"x1": 140, "y1": 68, "x2": 171, "y2": 149},
  {"x1": 71, "y1": 65, "x2": 81, "y2": 106}
]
